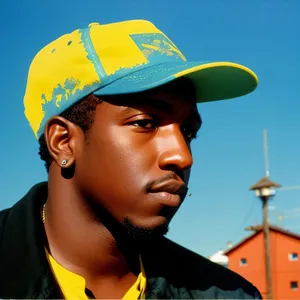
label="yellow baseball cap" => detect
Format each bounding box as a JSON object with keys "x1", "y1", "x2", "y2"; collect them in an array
[{"x1": 24, "y1": 19, "x2": 258, "y2": 139}]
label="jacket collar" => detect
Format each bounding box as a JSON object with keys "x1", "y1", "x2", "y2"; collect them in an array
[{"x1": 0, "y1": 182, "x2": 62, "y2": 298}]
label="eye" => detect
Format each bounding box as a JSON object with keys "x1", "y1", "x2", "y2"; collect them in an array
[
  {"x1": 130, "y1": 119, "x2": 157, "y2": 130},
  {"x1": 181, "y1": 126, "x2": 197, "y2": 142}
]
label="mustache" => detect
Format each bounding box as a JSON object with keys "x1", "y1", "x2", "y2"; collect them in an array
[{"x1": 144, "y1": 173, "x2": 189, "y2": 198}]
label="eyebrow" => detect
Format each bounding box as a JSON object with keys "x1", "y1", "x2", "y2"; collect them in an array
[{"x1": 123, "y1": 97, "x2": 202, "y2": 125}]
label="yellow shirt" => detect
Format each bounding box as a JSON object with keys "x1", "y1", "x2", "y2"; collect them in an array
[{"x1": 45, "y1": 249, "x2": 146, "y2": 299}]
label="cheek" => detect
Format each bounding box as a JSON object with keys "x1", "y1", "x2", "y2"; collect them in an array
[
  {"x1": 92, "y1": 130, "x2": 154, "y2": 181},
  {"x1": 74, "y1": 127, "x2": 157, "y2": 218}
]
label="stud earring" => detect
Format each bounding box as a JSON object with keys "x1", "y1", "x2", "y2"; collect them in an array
[{"x1": 61, "y1": 159, "x2": 68, "y2": 168}]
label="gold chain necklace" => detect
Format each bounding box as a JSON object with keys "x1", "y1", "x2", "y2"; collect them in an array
[{"x1": 41, "y1": 203, "x2": 46, "y2": 224}]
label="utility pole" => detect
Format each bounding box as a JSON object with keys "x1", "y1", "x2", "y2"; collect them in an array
[
  {"x1": 250, "y1": 176, "x2": 280, "y2": 300},
  {"x1": 262, "y1": 193, "x2": 272, "y2": 300},
  {"x1": 251, "y1": 129, "x2": 299, "y2": 298},
  {"x1": 263, "y1": 129, "x2": 270, "y2": 177}
]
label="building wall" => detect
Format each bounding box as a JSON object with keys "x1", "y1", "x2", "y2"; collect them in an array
[
  {"x1": 227, "y1": 233, "x2": 266, "y2": 298},
  {"x1": 227, "y1": 230, "x2": 300, "y2": 300},
  {"x1": 272, "y1": 231, "x2": 300, "y2": 300}
]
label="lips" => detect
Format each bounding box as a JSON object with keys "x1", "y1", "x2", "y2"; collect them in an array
[{"x1": 148, "y1": 180, "x2": 187, "y2": 207}]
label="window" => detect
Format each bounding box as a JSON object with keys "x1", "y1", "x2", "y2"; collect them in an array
[
  {"x1": 240, "y1": 258, "x2": 247, "y2": 266},
  {"x1": 288, "y1": 253, "x2": 298, "y2": 261},
  {"x1": 290, "y1": 281, "x2": 298, "y2": 290}
]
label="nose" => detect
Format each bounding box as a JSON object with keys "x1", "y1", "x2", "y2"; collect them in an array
[{"x1": 158, "y1": 125, "x2": 193, "y2": 173}]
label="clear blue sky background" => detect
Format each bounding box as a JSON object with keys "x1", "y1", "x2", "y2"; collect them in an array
[{"x1": 1, "y1": 0, "x2": 300, "y2": 258}]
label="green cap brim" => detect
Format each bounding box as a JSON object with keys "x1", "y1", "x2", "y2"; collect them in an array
[{"x1": 95, "y1": 61, "x2": 258, "y2": 102}]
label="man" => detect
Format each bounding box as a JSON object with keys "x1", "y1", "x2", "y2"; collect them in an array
[{"x1": 0, "y1": 20, "x2": 261, "y2": 299}]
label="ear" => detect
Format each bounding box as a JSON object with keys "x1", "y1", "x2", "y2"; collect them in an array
[{"x1": 44, "y1": 116, "x2": 83, "y2": 169}]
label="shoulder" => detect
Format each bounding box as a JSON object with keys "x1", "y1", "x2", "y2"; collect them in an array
[
  {"x1": 143, "y1": 237, "x2": 261, "y2": 299},
  {"x1": 0, "y1": 182, "x2": 47, "y2": 240},
  {"x1": 0, "y1": 208, "x2": 9, "y2": 230}
]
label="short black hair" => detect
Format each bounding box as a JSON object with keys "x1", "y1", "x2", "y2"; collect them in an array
[{"x1": 38, "y1": 94, "x2": 102, "y2": 172}]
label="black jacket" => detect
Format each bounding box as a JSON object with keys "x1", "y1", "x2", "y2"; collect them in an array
[{"x1": 0, "y1": 183, "x2": 262, "y2": 299}]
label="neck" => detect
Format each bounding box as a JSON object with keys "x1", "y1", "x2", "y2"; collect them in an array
[{"x1": 44, "y1": 169, "x2": 139, "y2": 282}]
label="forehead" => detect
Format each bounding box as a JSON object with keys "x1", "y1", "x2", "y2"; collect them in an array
[
  {"x1": 95, "y1": 78, "x2": 201, "y2": 128},
  {"x1": 101, "y1": 77, "x2": 198, "y2": 113},
  {"x1": 152, "y1": 77, "x2": 196, "y2": 97}
]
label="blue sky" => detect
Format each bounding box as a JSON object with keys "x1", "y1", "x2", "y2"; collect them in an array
[{"x1": 1, "y1": 0, "x2": 300, "y2": 258}]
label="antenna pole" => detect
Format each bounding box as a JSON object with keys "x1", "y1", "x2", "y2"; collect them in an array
[{"x1": 263, "y1": 129, "x2": 270, "y2": 177}]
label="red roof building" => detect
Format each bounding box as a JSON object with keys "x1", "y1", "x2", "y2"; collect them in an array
[{"x1": 224, "y1": 225, "x2": 300, "y2": 299}]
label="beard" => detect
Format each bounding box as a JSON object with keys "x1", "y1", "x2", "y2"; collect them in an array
[
  {"x1": 122, "y1": 216, "x2": 169, "y2": 241},
  {"x1": 89, "y1": 199, "x2": 170, "y2": 250}
]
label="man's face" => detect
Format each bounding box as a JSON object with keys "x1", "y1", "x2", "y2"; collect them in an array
[{"x1": 75, "y1": 80, "x2": 201, "y2": 238}]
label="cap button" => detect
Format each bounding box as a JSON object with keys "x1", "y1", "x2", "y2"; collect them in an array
[{"x1": 89, "y1": 22, "x2": 100, "y2": 28}]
